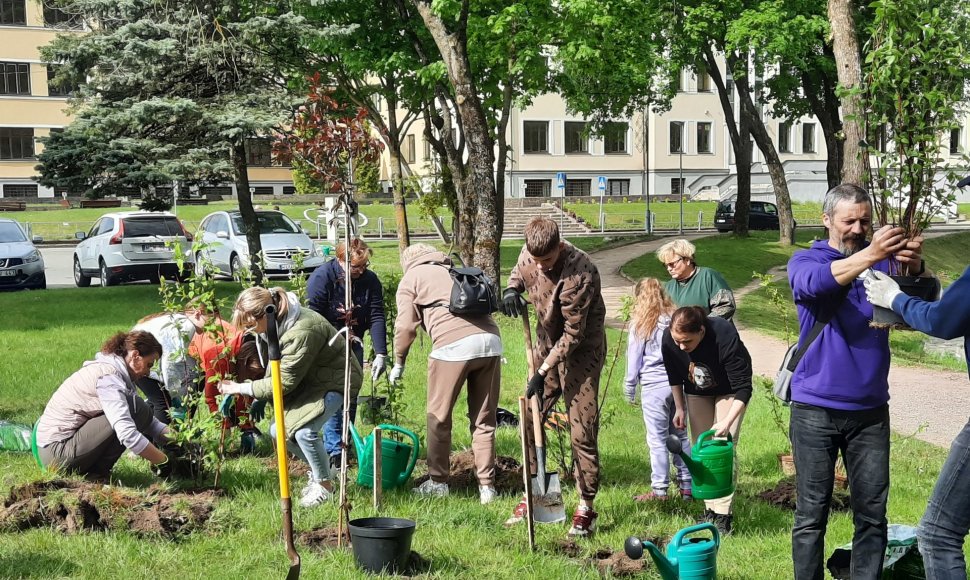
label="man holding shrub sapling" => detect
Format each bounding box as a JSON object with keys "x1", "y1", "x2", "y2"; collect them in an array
[
  {"x1": 501, "y1": 217, "x2": 607, "y2": 538},
  {"x1": 787, "y1": 184, "x2": 931, "y2": 580}
]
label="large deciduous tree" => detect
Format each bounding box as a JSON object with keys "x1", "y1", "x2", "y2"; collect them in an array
[{"x1": 828, "y1": 0, "x2": 866, "y2": 185}]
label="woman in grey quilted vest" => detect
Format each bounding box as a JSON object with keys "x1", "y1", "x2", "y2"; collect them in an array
[{"x1": 36, "y1": 331, "x2": 172, "y2": 481}]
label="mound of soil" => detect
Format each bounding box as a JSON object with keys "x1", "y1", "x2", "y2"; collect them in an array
[
  {"x1": 590, "y1": 547, "x2": 646, "y2": 577},
  {"x1": 758, "y1": 479, "x2": 851, "y2": 512},
  {"x1": 413, "y1": 451, "x2": 522, "y2": 493},
  {"x1": 0, "y1": 479, "x2": 219, "y2": 537}
]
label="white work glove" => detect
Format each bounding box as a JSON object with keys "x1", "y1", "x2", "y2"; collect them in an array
[
  {"x1": 388, "y1": 363, "x2": 405, "y2": 384},
  {"x1": 864, "y1": 270, "x2": 903, "y2": 309},
  {"x1": 371, "y1": 354, "x2": 387, "y2": 382}
]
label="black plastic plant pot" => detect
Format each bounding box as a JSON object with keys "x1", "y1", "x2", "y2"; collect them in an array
[
  {"x1": 871, "y1": 275, "x2": 941, "y2": 329},
  {"x1": 349, "y1": 517, "x2": 416, "y2": 574}
]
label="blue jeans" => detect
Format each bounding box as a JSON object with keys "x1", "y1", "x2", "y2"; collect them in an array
[
  {"x1": 919, "y1": 418, "x2": 970, "y2": 579},
  {"x1": 270, "y1": 391, "x2": 342, "y2": 482},
  {"x1": 790, "y1": 402, "x2": 890, "y2": 580},
  {"x1": 324, "y1": 342, "x2": 363, "y2": 458}
]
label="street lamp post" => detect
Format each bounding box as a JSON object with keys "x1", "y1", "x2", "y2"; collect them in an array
[{"x1": 678, "y1": 148, "x2": 684, "y2": 235}]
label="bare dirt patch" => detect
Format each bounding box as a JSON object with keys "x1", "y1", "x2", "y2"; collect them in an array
[
  {"x1": 590, "y1": 547, "x2": 646, "y2": 577},
  {"x1": 299, "y1": 525, "x2": 349, "y2": 550},
  {"x1": 758, "y1": 478, "x2": 851, "y2": 512},
  {"x1": 0, "y1": 479, "x2": 219, "y2": 537},
  {"x1": 413, "y1": 451, "x2": 523, "y2": 493}
]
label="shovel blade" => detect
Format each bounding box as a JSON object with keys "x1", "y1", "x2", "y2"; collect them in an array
[{"x1": 530, "y1": 474, "x2": 566, "y2": 523}]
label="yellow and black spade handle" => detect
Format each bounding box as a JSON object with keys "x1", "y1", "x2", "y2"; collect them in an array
[{"x1": 265, "y1": 304, "x2": 301, "y2": 579}]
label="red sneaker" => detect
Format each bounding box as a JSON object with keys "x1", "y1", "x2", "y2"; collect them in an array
[
  {"x1": 504, "y1": 496, "x2": 529, "y2": 526},
  {"x1": 567, "y1": 506, "x2": 598, "y2": 537},
  {"x1": 679, "y1": 487, "x2": 693, "y2": 501}
]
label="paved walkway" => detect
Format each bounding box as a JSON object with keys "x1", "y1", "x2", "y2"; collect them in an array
[{"x1": 591, "y1": 238, "x2": 969, "y2": 448}]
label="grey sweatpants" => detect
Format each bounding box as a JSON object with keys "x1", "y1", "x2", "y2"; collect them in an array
[{"x1": 39, "y1": 392, "x2": 156, "y2": 478}]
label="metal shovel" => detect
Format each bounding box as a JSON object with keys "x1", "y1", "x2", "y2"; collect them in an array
[{"x1": 521, "y1": 307, "x2": 566, "y2": 524}]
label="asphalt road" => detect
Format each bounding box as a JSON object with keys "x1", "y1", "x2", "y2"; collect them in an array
[{"x1": 39, "y1": 246, "x2": 156, "y2": 289}]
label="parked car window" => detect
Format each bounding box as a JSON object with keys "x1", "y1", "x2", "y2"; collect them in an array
[
  {"x1": 213, "y1": 215, "x2": 229, "y2": 234},
  {"x1": 97, "y1": 218, "x2": 114, "y2": 236},
  {"x1": 122, "y1": 216, "x2": 183, "y2": 237},
  {"x1": 231, "y1": 212, "x2": 299, "y2": 235},
  {"x1": 0, "y1": 221, "x2": 26, "y2": 243},
  {"x1": 763, "y1": 203, "x2": 777, "y2": 215},
  {"x1": 200, "y1": 216, "x2": 213, "y2": 233},
  {"x1": 750, "y1": 202, "x2": 764, "y2": 213}
]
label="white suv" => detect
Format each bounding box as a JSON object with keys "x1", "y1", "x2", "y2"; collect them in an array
[{"x1": 74, "y1": 211, "x2": 194, "y2": 287}]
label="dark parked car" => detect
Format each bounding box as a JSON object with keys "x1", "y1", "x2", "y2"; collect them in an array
[{"x1": 714, "y1": 200, "x2": 790, "y2": 232}]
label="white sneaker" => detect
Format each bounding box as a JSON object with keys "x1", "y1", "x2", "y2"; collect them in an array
[
  {"x1": 479, "y1": 485, "x2": 498, "y2": 505},
  {"x1": 299, "y1": 481, "x2": 332, "y2": 507},
  {"x1": 413, "y1": 479, "x2": 449, "y2": 497}
]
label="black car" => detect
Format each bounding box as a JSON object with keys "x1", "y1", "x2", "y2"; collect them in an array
[{"x1": 714, "y1": 200, "x2": 784, "y2": 232}]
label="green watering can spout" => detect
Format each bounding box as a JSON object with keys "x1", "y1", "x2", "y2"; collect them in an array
[
  {"x1": 625, "y1": 537, "x2": 679, "y2": 580},
  {"x1": 348, "y1": 421, "x2": 365, "y2": 458}
]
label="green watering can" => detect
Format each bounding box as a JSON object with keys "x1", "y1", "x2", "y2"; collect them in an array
[
  {"x1": 625, "y1": 523, "x2": 720, "y2": 580},
  {"x1": 666, "y1": 429, "x2": 734, "y2": 500},
  {"x1": 348, "y1": 423, "x2": 420, "y2": 490}
]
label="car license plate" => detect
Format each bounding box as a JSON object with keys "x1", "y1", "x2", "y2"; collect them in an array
[
  {"x1": 142, "y1": 243, "x2": 165, "y2": 252},
  {"x1": 0, "y1": 268, "x2": 15, "y2": 277}
]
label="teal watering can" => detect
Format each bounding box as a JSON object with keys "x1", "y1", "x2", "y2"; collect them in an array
[
  {"x1": 625, "y1": 523, "x2": 720, "y2": 580},
  {"x1": 667, "y1": 429, "x2": 734, "y2": 500},
  {"x1": 348, "y1": 423, "x2": 419, "y2": 490}
]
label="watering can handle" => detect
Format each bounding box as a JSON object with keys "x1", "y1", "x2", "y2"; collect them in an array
[
  {"x1": 697, "y1": 429, "x2": 733, "y2": 446},
  {"x1": 672, "y1": 522, "x2": 721, "y2": 551},
  {"x1": 378, "y1": 424, "x2": 421, "y2": 485}
]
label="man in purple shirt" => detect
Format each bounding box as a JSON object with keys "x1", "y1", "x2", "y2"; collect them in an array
[{"x1": 787, "y1": 184, "x2": 927, "y2": 580}]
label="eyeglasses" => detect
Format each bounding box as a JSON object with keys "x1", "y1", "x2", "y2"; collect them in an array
[{"x1": 664, "y1": 257, "x2": 685, "y2": 269}]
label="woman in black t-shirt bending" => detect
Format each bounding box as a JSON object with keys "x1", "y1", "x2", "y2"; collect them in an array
[{"x1": 661, "y1": 306, "x2": 753, "y2": 535}]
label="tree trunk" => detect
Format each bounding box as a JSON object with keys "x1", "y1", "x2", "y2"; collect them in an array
[
  {"x1": 413, "y1": 0, "x2": 500, "y2": 282},
  {"x1": 828, "y1": 0, "x2": 865, "y2": 185},
  {"x1": 384, "y1": 105, "x2": 411, "y2": 252},
  {"x1": 730, "y1": 55, "x2": 795, "y2": 246},
  {"x1": 231, "y1": 141, "x2": 263, "y2": 285},
  {"x1": 703, "y1": 47, "x2": 750, "y2": 237}
]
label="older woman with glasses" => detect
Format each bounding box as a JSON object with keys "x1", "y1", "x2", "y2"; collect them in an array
[
  {"x1": 306, "y1": 238, "x2": 387, "y2": 469},
  {"x1": 655, "y1": 238, "x2": 735, "y2": 320}
]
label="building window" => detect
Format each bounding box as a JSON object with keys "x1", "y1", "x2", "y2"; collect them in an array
[
  {"x1": 671, "y1": 178, "x2": 686, "y2": 196},
  {"x1": 604, "y1": 122, "x2": 628, "y2": 154},
  {"x1": 252, "y1": 186, "x2": 274, "y2": 196},
  {"x1": 44, "y1": 4, "x2": 81, "y2": 28},
  {"x1": 565, "y1": 179, "x2": 590, "y2": 197},
  {"x1": 523, "y1": 121, "x2": 548, "y2": 154},
  {"x1": 697, "y1": 122, "x2": 712, "y2": 154},
  {"x1": 0, "y1": 128, "x2": 34, "y2": 159},
  {"x1": 3, "y1": 184, "x2": 38, "y2": 197},
  {"x1": 697, "y1": 71, "x2": 712, "y2": 92},
  {"x1": 802, "y1": 123, "x2": 816, "y2": 153},
  {"x1": 673, "y1": 70, "x2": 683, "y2": 93},
  {"x1": 523, "y1": 179, "x2": 551, "y2": 198},
  {"x1": 201, "y1": 186, "x2": 233, "y2": 197},
  {"x1": 245, "y1": 138, "x2": 273, "y2": 166},
  {"x1": 778, "y1": 122, "x2": 792, "y2": 153},
  {"x1": 423, "y1": 137, "x2": 432, "y2": 160},
  {"x1": 951, "y1": 127, "x2": 962, "y2": 155},
  {"x1": 607, "y1": 179, "x2": 630, "y2": 196},
  {"x1": 283, "y1": 186, "x2": 296, "y2": 195},
  {"x1": 46, "y1": 65, "x2": 76, "y2": 97},
  {"x1": 875, "y1": 124, "x2": 889, "y2": 153},
  {"x1": 669, "y1": 121, "x2": 684, "y2": 154},
  {"x1": 0, "y1": 0, "x2": 26, "y2": 25},
  {"x1": 0, "y1": 62, "x2": 29, "y2": 95},
  {"x1": 564, "y1": 121, "x2": 589, "y2": 154},
  {"x1": 726, "y1": 79, "x2": 735, "y2": 107},
  {"x1": 402, "y1": 134, "x2": 416, "y2": 164}
]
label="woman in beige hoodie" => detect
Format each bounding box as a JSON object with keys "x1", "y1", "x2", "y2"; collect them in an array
[
  {"x1": 392, "y1": 243, "x2": 503, "y2": 504},
  {"x1": 36, "y1": 331, "x2": 172, "y2": 481}
]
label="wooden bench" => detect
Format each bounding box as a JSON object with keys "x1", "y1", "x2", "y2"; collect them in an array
[
  {"x1": 79, "y1": 198, "x2": 123, "y2": 209},
  {"x1": 0, "y1": 200, "x2": 27, "y2": 211},
  {"x1": 177, "y1": 198, "x2": 208, "y2": 205}
]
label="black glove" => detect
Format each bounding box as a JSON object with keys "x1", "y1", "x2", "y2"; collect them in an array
[
  {"x1": 502, "y1": 288, "x2": 525, "y2": 317},
  {"x1": 526, "y1": 371, "x2": 546, "y2": 402},
  {"x1": 151, "y1": 455, "x2": 173, "y2": 478},
  {"x1": 249, "y1": 399, "x2": 266, "y2": 423}
]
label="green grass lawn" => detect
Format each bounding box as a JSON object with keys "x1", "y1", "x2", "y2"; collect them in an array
[
  {"x1": 17, "y1": 201, "x2": 452, "y2": 241},
  {"x1": 0, "y1": 233, "x2": 965, "y2": 578}
]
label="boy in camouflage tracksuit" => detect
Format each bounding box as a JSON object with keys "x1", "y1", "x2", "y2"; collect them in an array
[{"x1": 501, "y1": 217, "x2": 607, "y2": 538}]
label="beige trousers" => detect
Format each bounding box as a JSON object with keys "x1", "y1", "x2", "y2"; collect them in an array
[
  {"x1": 686, "y1": 394, "x2": 746, "y2": 515},
  {"x1": 426, "y1": 356, "x2": 501, "y2": 486}
]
